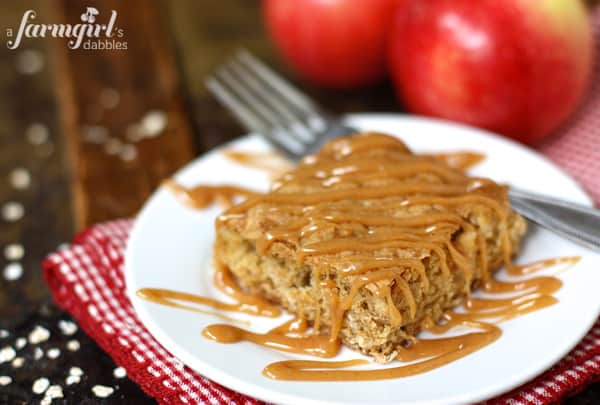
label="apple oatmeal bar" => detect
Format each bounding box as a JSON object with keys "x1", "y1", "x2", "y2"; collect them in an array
[{"x1": 214, "y1": 132, "x2": 526, "y2": 363}]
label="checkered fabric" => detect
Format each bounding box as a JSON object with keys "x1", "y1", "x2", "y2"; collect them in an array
[
  {"x1": 43, "y1": 7, "x2": 600, "y2": 405},
  {"x1": 43, "y1": 220, "x2": 600, "y2": 405},
  {"x1": 539, "y1": 7, "x2": 600, "y2": 205}
]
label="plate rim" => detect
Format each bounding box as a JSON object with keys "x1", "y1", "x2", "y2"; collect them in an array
[{"x1": 125, "y1": 113, "x2": 597, "y2": 405}]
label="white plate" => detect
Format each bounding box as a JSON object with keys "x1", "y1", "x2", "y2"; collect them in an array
[{"x1": 125, "y1": 114, "x2": 600, "y2": 405}]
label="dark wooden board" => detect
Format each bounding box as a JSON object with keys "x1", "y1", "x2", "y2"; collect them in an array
[{"x1": 52, "y1": 0, "x2": 196, "y2": 228}]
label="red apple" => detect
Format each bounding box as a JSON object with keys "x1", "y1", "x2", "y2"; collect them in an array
[
  {"x1": 263, "y1": 0, "x2": 401, "y2": 89},
  {"x1": 389, "y1": 0, "x2": 594, "y2": 143}
]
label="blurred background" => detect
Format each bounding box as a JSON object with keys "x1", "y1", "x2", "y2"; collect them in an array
[{"x1": 0, "y1": 0, "x2": 598, "y2": 403}]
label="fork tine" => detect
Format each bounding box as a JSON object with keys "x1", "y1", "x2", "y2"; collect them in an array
[
  {"x1": 217, "y1": 67, "x2": 279, "y2": 129},
  {"x1": 206, "y1": 77, "x2": 300, "y2": 157},
  {"x1": 237, "y1": 50, "x2": 329, "y2": 132},
  {"x1": 205, "y1": 77, "x2": 268, "y2": 135},
  {"x1": 214, "y1": 68, "x2": 307, "y2": 156},
  {"x1": 227, "y1": 59, "x2": 316, "y2": 143}
]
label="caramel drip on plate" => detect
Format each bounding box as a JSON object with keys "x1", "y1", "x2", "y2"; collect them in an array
[
  {"x1": 163, "y1": 179, "x2": 258, "y2": 209},
  {"x1": 429, "y1": 152, "x2": 486, "y2": 171},
  {"x1": 223, "y1": 150, "x2": 293, "y2": 174},
  {"x1": 152, "y1": 133, "x2": 580, "y2": 382},
  {"x1": 135, "y1": 289, "x2": 249, "y2": 325},
  {"x1": 213, "y1": 264, "x2": 281, "y2": 317},
  {"x1": 507, "y1": 256, "x2": 580, "y2": 276},
  {"x1": 263, "y1": 319, "x2": 500, "y2": 381},
  {"x1": 202, "y1": 324, "x2": 340, "y2": 358},
  {"x1": 136, "y1": 265, "x2": 279, "y2": 319},
  {"x1": 270, "y1": 315, "x2": 309, "y2": 334}
]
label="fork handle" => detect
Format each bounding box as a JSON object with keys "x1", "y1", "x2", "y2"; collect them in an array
[{"x1": 509, "y1": 188, "x2": 600, "y2": 252}]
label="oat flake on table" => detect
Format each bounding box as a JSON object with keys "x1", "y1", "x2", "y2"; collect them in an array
[
  {"x1": 14, "y1": 337, "x2": 26, "y2": 349},
  {"x1": 45, "y1": 385, "x2": 63, "y2": 399},
  {"x1": 66, "y1": 375, "x2": 81, "y2": 385},
  {"x1": 0, "y1": 346, "x2": 16, "y2": 363},
  {"x1": 69, "y1": 366, "x2": 83, "y2": 377},
  {"x1": 66, "y1": 339, "x2": 80, "y2": 351},
  {"x1": 46, "y1": 348, "x2": 60, "y2": 359},
  {"x1": 25, "y1": 123, "x2": 49, "y2": 145},
  {"x1": 2, "y1": 202, "x2": 24, "y2": 222},
  {"x1": 32, "y1": 377, "x2": 50, "y2": 394},
  {"x1": 92, "y1": 385, "x2": 114, "y2": 398},
  {"x1": 4, "y1": 243, "x2": 24, "y2": 260},
  {"x1": 8, "y1": 168, "x2": 30, "y2": 190},
  {"x1": 3, "y1": 262, "x2": 23, "y2": 281},
  {"x1": 29, "y1": 325, "x2": 50, "y2": 344},
  {"x1": 113, "y1": 366, "x2": 126, "y2": 379},
  {"x1": 58, "y1": 320, "x2": 78, "y2": 336},
  {"x1": 11, "y1": 356, "x2": 24, "y2": 368}
]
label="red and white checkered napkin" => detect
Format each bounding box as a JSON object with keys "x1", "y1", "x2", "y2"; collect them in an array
[
  {"x1": 43, "y1": 220, "x2": 600, "y2": 405},
  {"x1": 539, "y1": 8, "x2": 600, "y2": 205},
  {"x1": 43, "y1": 9, "x2": 600, "y2": 405}
]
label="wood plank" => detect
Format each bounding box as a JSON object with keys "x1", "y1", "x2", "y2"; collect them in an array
[
  {"x1": 51, "y1": 0, "x2": 196, "y2": 227},
  {"x1": 0, "y1": 0, "x2": 75, "y2": 319},
  {"x1": 0, "y1": 2, "x2": 154, "y2": 403}
]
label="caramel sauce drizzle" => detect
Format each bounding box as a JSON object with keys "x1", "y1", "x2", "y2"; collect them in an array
[
  {"x1": 136, "y1": 265, "x2": 280, "y2": 321},
  {"x1": 163, "y1": 179, "x2": 258, "y2": 209},
  {"x1": 223, "y1": 150, "x2": 293, "y2": 174},
  {"x1": 141, "y1": 133, "x2": 581, "y2": 382},
  {"x1": 263, "y1": 319, "x2": 501, "y2": 382},
  {"x1": 430, "y1": 151, "x2": 486, "y2": 171}
]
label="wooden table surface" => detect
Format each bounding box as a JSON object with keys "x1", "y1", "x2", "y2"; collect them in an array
[{"x1": 0, "y1": 1, "x2": 597, "y2": 403}]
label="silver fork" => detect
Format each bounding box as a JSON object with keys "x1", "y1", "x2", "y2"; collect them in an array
[{"x1": 205, "y1": 49, "x2": 600, "y2": 252}]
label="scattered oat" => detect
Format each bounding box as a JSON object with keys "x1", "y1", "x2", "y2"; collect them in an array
[
  {"x1": 140, "y1": 110, "x2": 167, "y2": 137},
  {"x1": 46, "y1": 348, "x2": 60, "y2": 359},
  {"x1": 66, "y1": 339, "x2": 80, "y2": 352},
  {"x1": 0, "y1": 330, "x2": 8, "y2": 338},
  {"x1": 119, "y1": 144, "x2": 137, "y2": 161},
  {"x1": 25, "y1": 123, "x2": 49, "y2": 145},
  {"x1": 58, "y1": 320, "x2": 77, "y2": 336},
  {"x1": 40, "y1": 397, "x2": 51, "y2": 405},
  {"x1": 0, "y1": 346, "x2": 16, "y2": 363},
  {"x1": 34, "y1": 347, "x2": 43, "y2": 360},
  {"x1": 15, "y1": 337, "x2": 26, "y2": 349},
  {"x1": 12, "y1": 356, "x2": 24, "y2": 368},
  {"x1": 0, "y1": 376, "x2": 12, "y2": 386},
  {"x1": 9, "y1": 168, "x2": 31, "y2": 190},
  {"x1": 92, "y1": 385, "x2": 114, "y2": 398},
  {"x1": 104, "y1": 137, "x2": 123, "y2": 155},
  {"x1": 29, "y1": 326, "x2": 50, "y2": 344},
  {"x1": 113, "y1": 366, "x2": 126, "y2": 379},
  {"x1": 65, "y1": 375, "x2": 81, "y2": 385},
  {"x1": 69, "y1": 366, "x2": 83, "y2": 377},
  {"x1": 81, "y1": 125, "x2": 109, "y2": 144},
  {"x1": 32, "y1": 377, "x2": 50, "y2": 394},
  {"x1": 99, "y1": 88, "x2": 120, "y2": 109},
  {"x1": 2, "y1": 202, "x2": 24, "y2": 222},
  {"x1": 125, "y1": 124, "x2": 143, "y2": 143},
  {"x1": 16, "y1": 49, "x2": 45, "y2": 74},
  {"x1": 45, "y1": 385, "x2": 63, "y2": 399},
  {"x1": 4, "y1": 243, "x2": 25, "y2": 261},
  {"x1": 3, "y1": 262, "x2": 23, "y2": 281}
]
